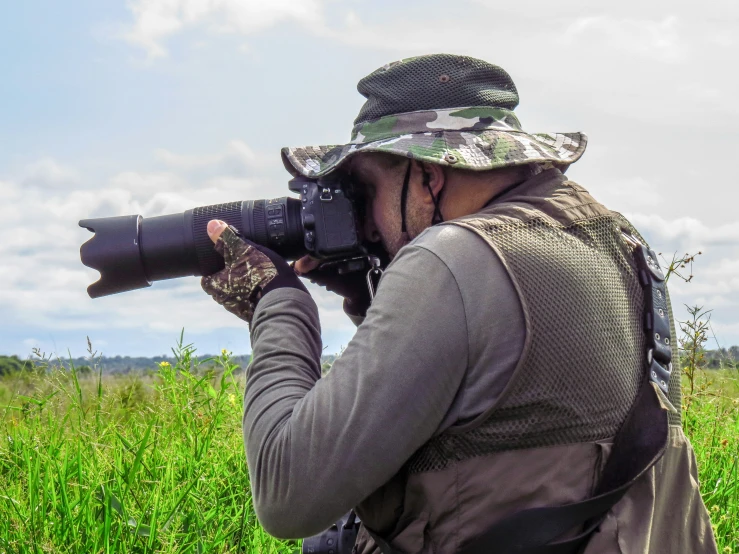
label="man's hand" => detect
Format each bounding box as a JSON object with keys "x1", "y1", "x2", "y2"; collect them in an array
[
  {"x1": 293, "y1": 256, "x2": 321, "y2": 275},
  {"x1": 294, "y1": 258, "x2": 371, "y2": 316},
  {"x1": 293, "y1": 244, "x2": 390, "y2": 317},
  {"x1": 201, "y1": 220, "x2": 307, "y2": 325}
]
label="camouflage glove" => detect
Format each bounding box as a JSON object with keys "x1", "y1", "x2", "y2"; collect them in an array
[{"x1": 201, "y1": 223, "x2": 307, "y2": 325}]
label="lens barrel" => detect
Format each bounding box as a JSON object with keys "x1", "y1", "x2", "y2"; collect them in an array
[{"x1": 79, "y1": 197, "x2": 304, "y2": 298}]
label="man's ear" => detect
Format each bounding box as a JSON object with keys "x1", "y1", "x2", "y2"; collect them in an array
[{"x1": 417, "y1": 161, "x2": 446, "y2": 204}]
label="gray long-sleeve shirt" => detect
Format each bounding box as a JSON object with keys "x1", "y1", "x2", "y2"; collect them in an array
[{"x1": 244, "y1": 221, "x2": 525, "y2": 538}]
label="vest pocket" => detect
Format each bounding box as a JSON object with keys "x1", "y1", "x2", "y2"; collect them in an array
[{"x1": 385, "y1": 511, "x2": 431, "y2": 554}]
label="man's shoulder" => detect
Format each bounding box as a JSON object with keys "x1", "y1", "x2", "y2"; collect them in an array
[
  {"x1": 395, "y1": 222, "x2": 513, "y2": 302},
  {"x1": 407, "y1": 222, "x2": 491, "y2": 270}
]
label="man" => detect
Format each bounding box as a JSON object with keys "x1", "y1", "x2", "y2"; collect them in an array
[{"x1": 201, "y1": 54, "x2": 717, "y2": 553}]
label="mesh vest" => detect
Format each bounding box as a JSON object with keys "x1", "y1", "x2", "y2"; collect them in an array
[
  {"x1": 354, "y1": 171, "x2": 686, "y2": 553},
  {"x1": 407, "y1": 176, "x2": 681, "y2": 474}
]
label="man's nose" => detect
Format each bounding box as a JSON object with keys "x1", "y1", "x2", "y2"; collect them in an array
[{"x1": 363, "y1": 214, "x2": 381, "y2": 243}]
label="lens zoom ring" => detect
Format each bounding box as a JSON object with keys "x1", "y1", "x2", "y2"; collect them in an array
[
  {"x1": 249, "y1": 201, "x2": 268, "y2": 246},
  {"x1": 193, "y1": 202, "x2": 242, "y2": 275}
]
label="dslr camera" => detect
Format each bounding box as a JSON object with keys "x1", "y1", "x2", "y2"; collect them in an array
[{"x1": 79, "y1": 175, "x2": 375, "y2": 297}]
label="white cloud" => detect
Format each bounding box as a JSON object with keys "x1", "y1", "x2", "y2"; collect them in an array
[
  {"x1": 588, "y1": 176, "x2": 663, "y2": 210},
  {"x1": 710, "y1": 321, "x2": 739, "y2": 345},
  {"x1": 21, "y1": 158, "x2": 79, "y2": 189},
  {"x1": 562, "y1": 15, "x2": 684, "y2": 63},
  {"x1": 155, "y1": 140, "x2": 258, "y2": 173},
  {"x1": 124, "y1": 0, "x2": 327, "y2": 58},
  {"x1": 626, "y1": 213, "x2": 739, "y2": 251}
]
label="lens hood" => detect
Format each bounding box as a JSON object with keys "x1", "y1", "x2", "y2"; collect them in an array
[{"x1": 79, "y1": 215, "x2": 151, "y2": 298}]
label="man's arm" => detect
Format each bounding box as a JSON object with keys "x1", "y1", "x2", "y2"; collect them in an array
[
  {"x1": 343, "y1": 299, "x2": 366, "y2": 327},
  {"x1": 243, "y1": 243, "x2": 469, "y2": 538}
]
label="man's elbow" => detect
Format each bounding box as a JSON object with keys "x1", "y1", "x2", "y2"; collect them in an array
[{"x1": 254, "y1": 497, "x2": 331, "y2": 540}]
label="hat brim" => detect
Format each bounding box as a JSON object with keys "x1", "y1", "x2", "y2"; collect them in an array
[{"x1": 281, "y1": 130, "x2": 587, "y2": 179}]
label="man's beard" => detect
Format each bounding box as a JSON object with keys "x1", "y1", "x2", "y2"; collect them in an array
[
  {"x1": 380, "y1": 201, "x2": 429, "y2": 259},
  {"x1": 381, "y1": 233, "x2": 408, "y2": 260}
]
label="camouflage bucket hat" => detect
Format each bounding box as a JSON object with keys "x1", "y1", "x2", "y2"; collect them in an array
[{"x1": 281, "y1": 54, "x2": 587, "y2": 178}]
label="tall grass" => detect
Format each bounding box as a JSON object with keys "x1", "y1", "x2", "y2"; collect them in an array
[
  {"x1": 679, "y1": 304, "x2": 739, "y2": 552},
  {"x1": 0, "y1": 334, "x2": 297, "y2": 553},
  {"x1": 2, "y1": 323, "x2": 739, "y2": 552},
  {"x1": 684, "y1": 369, "x2": 739, "y2": 552}
]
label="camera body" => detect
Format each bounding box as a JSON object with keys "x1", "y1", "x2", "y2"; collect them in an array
[{"x1": 288, "y1": 176, "x2": 361, "y2": 259}]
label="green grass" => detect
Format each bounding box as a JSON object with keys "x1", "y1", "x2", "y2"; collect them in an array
[
  {"x1": 1, "y1": 335, "x2": 738, "y2": 552},
  {"x1": 0, "y1": 336, "x2": 298, "y2": 553},
  {"x1": 682, "y1": 369, "x2": 739, "y2": 552}
]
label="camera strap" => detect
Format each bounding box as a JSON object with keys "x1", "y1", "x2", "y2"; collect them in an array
[
  {"x1": 366, "y1": 255, "x2": 384, "y2": 300},
  {"x1": 424, "y1": 168, "x2": 444, "y2": 226},
  {"x1": 364, "y1": 234, "x2": 674, "y2": 554}
]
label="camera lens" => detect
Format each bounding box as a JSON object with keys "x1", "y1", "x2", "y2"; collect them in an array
[{"x1": 80, "y1": 197, "x2": 304, "y2": 298}]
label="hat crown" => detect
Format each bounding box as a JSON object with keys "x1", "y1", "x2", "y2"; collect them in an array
[{"x1": 354, "y1": 54, "x2": 520, "y2": 126}]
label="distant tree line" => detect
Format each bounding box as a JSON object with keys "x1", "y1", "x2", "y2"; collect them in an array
[
  {"x1": 1, "y1": 349, "x2": 737, "y2": 375},
  {"x1": 0, "y1": 353, "x2": 341, "y2": 375},
  {"x1": 0, "y1": 355, "x2": 33, "y2": 375},
  {"x1": 701, "y1": 346, "x2": 739, "y2": 370},
  {"x1": 1, "y1": 349, "x2": 738, "y2": 375}
]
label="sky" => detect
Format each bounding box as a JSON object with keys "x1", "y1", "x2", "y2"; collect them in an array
[{"x1": 1, "y1": 0, "x2": 738, "y2": 360}]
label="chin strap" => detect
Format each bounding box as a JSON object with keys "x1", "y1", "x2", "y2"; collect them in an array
[
  {"x1": 400, "y1": 160, "x2": 444, "y2": 235},
  {"x1": 400, "y1": 160, "x2": 412, "y2": 234},
  {"x1": 424, "y1": 168, "x2": 445, "y2": 225}
]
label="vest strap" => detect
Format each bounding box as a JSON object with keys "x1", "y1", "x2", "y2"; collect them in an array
[
  {"x1": 457, "y1": 375, "x2": 668, "y2": 554},
  {"x1": 631, "y1": 241, "x2": 673, "y2": 394},
  {"x1": 364, "y1": 528, "x2": 396, "y2": 554}
]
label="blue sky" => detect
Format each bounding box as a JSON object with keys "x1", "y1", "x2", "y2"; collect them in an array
[{"x1": 2, "y1": 0, "x2": 738, "y2": 359}]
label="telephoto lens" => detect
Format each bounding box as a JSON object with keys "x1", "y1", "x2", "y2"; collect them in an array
[{"x1": 79, "y1": 198, "x2": 304, "y2": 298}]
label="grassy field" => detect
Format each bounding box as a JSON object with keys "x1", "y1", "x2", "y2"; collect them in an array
[
  {"x1": 0, "y1": 338, "x2": 296, "y2": 553},
  {"x1": 0, "y1": 336, "x2": 738, "y2": 553},
  {"x1": 682, "y1": 367, "x2": 739, "y2": 552}
]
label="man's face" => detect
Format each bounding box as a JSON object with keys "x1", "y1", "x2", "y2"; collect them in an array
[{"x1": 346, "y1": 154, "x2": 422, "y2": 259}]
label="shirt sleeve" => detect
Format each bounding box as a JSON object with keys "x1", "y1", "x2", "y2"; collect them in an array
[
  {"x1": 244, "y1": 243, "x2": 469, "y2": 539},
  {"x1": 342, "y1": 298, "x2": 366, "y2": 327}
]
